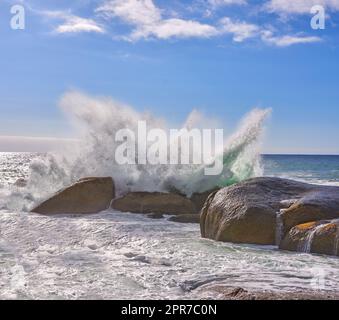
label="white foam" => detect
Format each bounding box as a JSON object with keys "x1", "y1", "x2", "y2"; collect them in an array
[{"x1": 1, "y1": 210, "x2": 339, "y2": 299}]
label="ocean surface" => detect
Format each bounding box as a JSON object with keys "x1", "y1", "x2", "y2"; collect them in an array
[
  {"x1": 263, "y1": 154, "x2": 339, "y2": 186},
  {"x1": 0, "y1": 152, "x2": 339, "y2": 299}
]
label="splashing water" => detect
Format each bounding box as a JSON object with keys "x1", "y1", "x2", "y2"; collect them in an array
[
  {"x1": 275, "y1": 210, "x2": 285, "y2": 246},
  {"x1": 2, "y1": 91, "x2": 271, "y2": 212},
  {"x1": 298, "y1": 225, "x2": 323, "y2": 253}
]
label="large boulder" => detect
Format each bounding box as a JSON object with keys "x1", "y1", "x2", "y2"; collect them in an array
[
  {"x1": 280, "y1": 219, "x2": 339, "y2": 256},
  {"x1": 112, "y1": 192, "x2": 196, "y2": 215},
  {"x1": 31, "y1": 177, "x2": 115, "y2": 215},
  {"x1": 201, "y1": 177, "x2": 339, "y2": 247},
  {"x1": 201, "y1": 177, "x2": 316, "y2": 245}
]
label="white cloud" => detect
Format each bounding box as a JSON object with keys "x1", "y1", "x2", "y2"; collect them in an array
[
  {"x1": 219, "y1": 18, "x2": 322, "y2": 46},
  {"x1": 219, "y1": 17, "x2": 259, "y2": 42},
  {"x1": 96, "y1": 0, "x2": 219, "y2": 40},
  {"x1": 34, "y1": 0, "x2": 323, "y2": 46},
  {"x1": 130, "y1": 18, "x2": 219, "y2": 40},
  {"x1": 261, "y1": 30, "x2": 322, "y2": 46},
  {"x1": 38, "y1": 10, "x2": 105, "y2": 34},
  {"x1": 56, "y1": 16, "x2": 105, "y2": 34},
  {"x1": 265, "y1": 0, "x2": 339, "y2": 15},
  {"x1": 97, "y1": 0, "x2": 161, "y2": 25}
]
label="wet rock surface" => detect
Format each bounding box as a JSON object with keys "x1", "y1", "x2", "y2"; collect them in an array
[{"x1": 280, "y1": 219, "x2": 339, "y2": 256}]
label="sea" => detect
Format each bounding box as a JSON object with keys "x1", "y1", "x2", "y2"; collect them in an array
[{"x1": 0, "y1": 152, "x2": 339, "y2": 300}]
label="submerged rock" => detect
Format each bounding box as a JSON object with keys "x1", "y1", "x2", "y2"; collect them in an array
[
  {"x1": 112, "y1": 192, "x2": 196, "y2": 215},
  {"x1": 31, "y1": 177, "x2": 115, "y2": 215},
  {"x1": 280, "y1": 219, "x2": 339, "y2": 256},
  {"x1": 169, "y1": 214, "x2": 201, "y2": 224},
  {"x1": 14, "y1": 178, "x2": 27, "y2": 188},
  {"x1": 201, "y1": 177, "x2": 339, "y2": 247},
  {"x1": 146, "y1": 213, "x2": 164, "y2": 219}
]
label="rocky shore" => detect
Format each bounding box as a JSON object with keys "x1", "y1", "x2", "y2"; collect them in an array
[
  {"x1": 31, "y1": 177, "x2": 211, "y2": 223},
  {"x1": 201, "y1": 177, "x2": 339, "y2": 256},
  {"x1": 31, "y1": 176, "x2": 339, "y2": 258},
  {"x1": 203, "y1": 286, "x2": 339, "y2": 300}
]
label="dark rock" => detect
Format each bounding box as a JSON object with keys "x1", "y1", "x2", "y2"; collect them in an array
[
  {"x1": 169, "y1": 214, "x2": 200, "y2": 224},
  {"x1": 146, "y1": 213, "x2": 164, "y2": 219},
  {"x1": 112, "y1": 192, "x2": 196, "y2": 215},
  {"x1": 14, "y1": 178, "x2": 27, "y2": 187}
]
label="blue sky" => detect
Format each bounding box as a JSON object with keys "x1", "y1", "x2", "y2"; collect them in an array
[{"x1": 0, "y1": 0, "x2": 338, "y2": 153}]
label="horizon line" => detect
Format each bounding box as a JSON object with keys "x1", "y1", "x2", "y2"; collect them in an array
[{"x1": 0, "y1": 151, "x2": 338, "y2": 156}]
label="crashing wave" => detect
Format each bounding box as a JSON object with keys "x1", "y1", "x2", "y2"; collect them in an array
[{"x1": 1, "y1": 91, "x2": 271, "y2": 211}]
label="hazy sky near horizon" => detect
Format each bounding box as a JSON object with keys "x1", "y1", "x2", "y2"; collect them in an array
[{"x1": 0, "y1": 0, "x2": 339, "y2": 154}]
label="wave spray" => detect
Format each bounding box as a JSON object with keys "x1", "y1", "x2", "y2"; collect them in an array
[{"x1": 2, "y1": 91, "x2": 271, "y2": 211}]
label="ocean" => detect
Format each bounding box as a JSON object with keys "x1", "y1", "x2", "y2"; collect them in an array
[
  {"x1": 263, "y1": 154, "x2": 339, "y2": 186},
  {"x1": 0, "y1": 152, "x2": 339, "y2": 299}
]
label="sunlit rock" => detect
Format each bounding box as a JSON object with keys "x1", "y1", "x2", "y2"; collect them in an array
[{"x1": 31, "y1": 177, "x2": 115, "y2": 215}]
